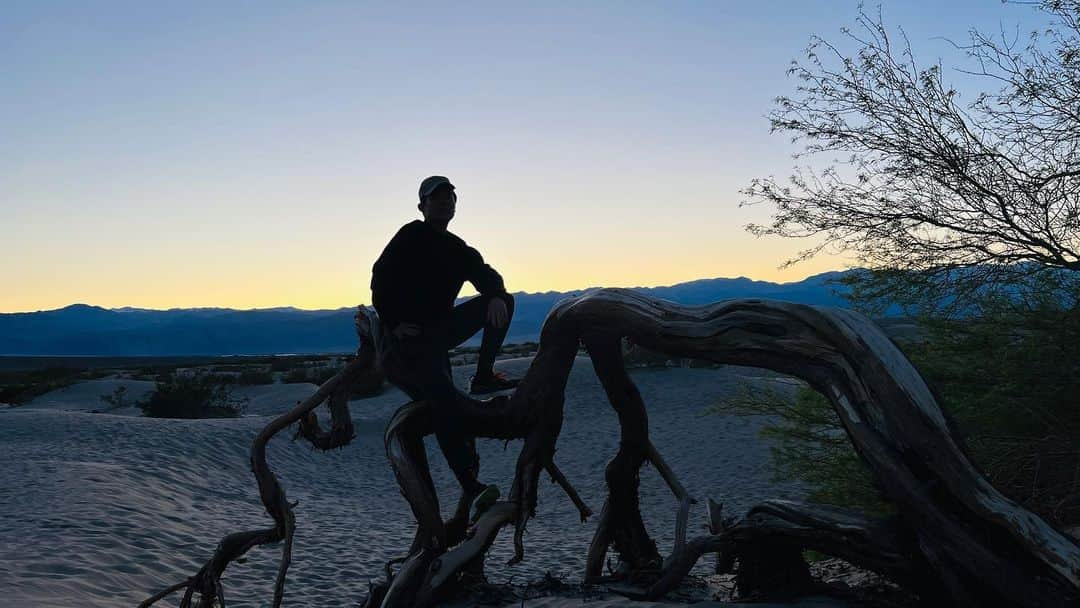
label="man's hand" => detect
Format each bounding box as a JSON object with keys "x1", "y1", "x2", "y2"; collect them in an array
[
  {"x1": 486, "y1": 298, "x2": 508, "y2": 329},
  {"x1": 392, "y1": 322, "x2": 421, "y2": 339}
]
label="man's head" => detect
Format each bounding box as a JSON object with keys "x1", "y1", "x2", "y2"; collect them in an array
[{"x1": 418, "y1": 175, "x2": 456, "y2": 224}]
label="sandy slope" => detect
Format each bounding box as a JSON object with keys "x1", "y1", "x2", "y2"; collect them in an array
[{"x1": 22, "y1": 377, "x2": 156, "y2": 415}]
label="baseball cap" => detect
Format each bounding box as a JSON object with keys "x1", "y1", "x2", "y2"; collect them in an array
[{"x1": 418, "y1": 175, "x2": 455, "y2": 201}]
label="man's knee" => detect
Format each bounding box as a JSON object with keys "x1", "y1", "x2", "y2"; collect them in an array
[{"x1": 493, "y1": 291, "x2": 514, "y2": 316}]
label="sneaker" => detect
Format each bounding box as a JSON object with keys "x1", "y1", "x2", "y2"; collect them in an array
[
  {"x1": 470, "y1": 483, "x2": 500, "y2": 522},
  {"x1": 469, "y1": 371, "x2": 520, "y2": 394}
]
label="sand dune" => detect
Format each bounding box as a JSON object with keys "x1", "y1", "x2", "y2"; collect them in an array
[{"x1": 22, "y1": 377, "x2": 156, "y2": 415}]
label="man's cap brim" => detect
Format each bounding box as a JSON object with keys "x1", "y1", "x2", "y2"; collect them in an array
[{"x1": 419, "y1": 176, "x2": 455, "y2": 198}]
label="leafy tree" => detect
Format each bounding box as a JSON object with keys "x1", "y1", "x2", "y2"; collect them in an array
[
  {"x1": 742, "y1": 1, "x2": 1080, "y2": 315},
  {"x1": 725, "y1": 2, "x2": 1080, "y2": 530}
]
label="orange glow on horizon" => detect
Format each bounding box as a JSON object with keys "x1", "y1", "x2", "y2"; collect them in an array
[{"x1": 1, "y1": 248, "x2": 851, "y2": 313}]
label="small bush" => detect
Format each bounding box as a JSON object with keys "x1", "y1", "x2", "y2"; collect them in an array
[
  {"x1": 311, "y1": 365, "x2": 341, "y2": 385},
  {"x1": 708, "y1": 381, "x2": 893, "y2": 515},
  {"x1": 282, "y1": 368, "x2": 313, "y2": 384},
  {"x1": 0, "y1": 367, "x2": 84, "y2": 405},
  {"x1": 709, "y1": 293, "x2": 1080, "y2": 529},
  {"x1": 270, "y1": 357, "x2": 306, "y2": 372},
  {"x1": 282, "y1": 365, "x2": 341, "y2": 385},
  {"x1": 236, "y1": 369, "x2": 274, "y2": 385},
  {"x1": 140, "y1": 372, "x2": 247, "y2": 419},
  {"x1": 98, "y1": 385, "x2": 131, "y2": 411},
  {"x1": 206, "y1": 373, "x2": 237, "y2": 385}
]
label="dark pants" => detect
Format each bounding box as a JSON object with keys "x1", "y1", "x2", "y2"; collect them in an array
[{"x1": 381, "y1": 292, "x2": 515, "y2": 489}]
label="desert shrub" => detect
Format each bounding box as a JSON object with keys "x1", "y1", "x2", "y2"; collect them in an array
[
  {"x1": 236, "y1": 369, "x2": 274, "y2": 385},
  {"x1": 282, "y1": 365, "x2": 342, "y2": 385},
  {"x1": 98, "y1": 385, "x2": 131, "y2": 411},
  {"x1": 140, "y1": 372, "x2": 247, "y2": 419},
  {"x1": 0, "y1": 367, "x2": 84, "y2": 405},
  {"x1": 206, "y1": 373, "x2": 237, "y2": 385},
  {"x1": 312, "y1": 366, "x2": 341, "y2": 385},
  {"x1": 901, "y1": 297, "x2": 1080, "y2": 528},
  {"x1": 709, "y1": 381, "x2": 892, "y2": 515},
  {"x1": 277, "y1": 359, "x2": 383, "y2": 396},
  {"x1": 270, "y1": 357, "x2": 308, "y2": 372},
  {"x1": 731, "y1": 0, "x2": 1080, "y2": 530},
  {"x1": 281, "y1": 368, "x2": 313, "y2": 384},
  {"x1": 711, "y1": 295, "x2": 1080, "y2": 528},
  {"x1": 131, "y1": 365, "x2": 179, "y2": 381}
]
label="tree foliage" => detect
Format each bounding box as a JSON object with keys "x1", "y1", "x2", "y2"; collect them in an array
[
  {"x1": 727, "y1": 3, "x2": 1080, "y2": 529},
  {"x1": 743, "y1": 1, "x2": 1080, "y2": 314}
]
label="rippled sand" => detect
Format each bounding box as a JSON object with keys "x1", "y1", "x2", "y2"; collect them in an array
[{"x1": 0, "y1": 356, "x2": 806, "y2": 607}]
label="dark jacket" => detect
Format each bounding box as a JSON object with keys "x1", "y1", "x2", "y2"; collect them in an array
[{"x1": 370, "y1": 220, "x2": 506, "y2": 331}]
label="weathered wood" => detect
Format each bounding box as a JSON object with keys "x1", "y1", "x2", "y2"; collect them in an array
[
  {"x1": 545, "y1": 289, "x2": 1080, "y2": 606},
  {"x1": 144, "y1": 290, "x2": 1080, "y2": 607},
  {"x1": 140, "y1": 307, "x2": 380, "y2": 607},
  {"x1": 582, "y1": 334, "x2": 663, "y2": 578},
  {"x1": 545, "y1": 461, "x2": 592, "y2": 522},
  {"x1": 646, "y1": 441, "x2": 696, "y2": 569},
  {"x1": 706, "y1": 498, "x2": 734, "y2": 574}
]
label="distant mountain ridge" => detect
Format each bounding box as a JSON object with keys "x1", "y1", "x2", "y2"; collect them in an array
[{"x1": 0, "y1": 271, "x2": 855, "y2": 356}]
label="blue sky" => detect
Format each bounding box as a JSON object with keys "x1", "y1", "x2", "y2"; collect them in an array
[{"x1": 1, "y1": 1, "x2": 1053, "y2": 311}]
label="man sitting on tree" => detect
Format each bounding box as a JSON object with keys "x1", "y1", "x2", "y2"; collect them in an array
[{"x1": 370, "y1": 175, "x2": 518, "y2": 521}]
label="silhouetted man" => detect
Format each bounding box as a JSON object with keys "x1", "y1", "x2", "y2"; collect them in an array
[{"x1": 370, "y1": 175, "x2": 518, "y2": 521}]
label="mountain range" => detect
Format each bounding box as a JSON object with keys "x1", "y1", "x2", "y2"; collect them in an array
[{"x1": 0, "y1": 271, "x2": 854, "y2": 356}]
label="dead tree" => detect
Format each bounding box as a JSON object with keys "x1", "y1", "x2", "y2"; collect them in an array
[{"x1": 143, "y1": 290, "x2": 1080, "y2": 607}]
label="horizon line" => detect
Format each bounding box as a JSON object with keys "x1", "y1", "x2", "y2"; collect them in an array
[{"x1": 1, "y1": 267, "x2": 854, "y2": 315}]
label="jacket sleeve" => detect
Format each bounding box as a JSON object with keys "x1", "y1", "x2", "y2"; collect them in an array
[
  {"x1": 370, "y1": 233, "x2": 407, "y2": 329},
  {"x1": 460, "y1": 243, "x2": 506, "y2": 296}
]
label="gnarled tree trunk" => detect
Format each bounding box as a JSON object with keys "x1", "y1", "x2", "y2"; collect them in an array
[{"x1": 143, "y1": 290, "x2": 1080, "y2": 608}]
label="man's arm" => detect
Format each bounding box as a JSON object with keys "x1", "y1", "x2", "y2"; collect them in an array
[{"x1": 461, "y1": 243, "x2": 506, "y2": 296}]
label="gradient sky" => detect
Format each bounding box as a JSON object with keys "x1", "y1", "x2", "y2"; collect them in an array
[{"x1": 1, "y1": 1, "x2": 1052, "y2": 312}]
